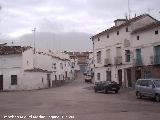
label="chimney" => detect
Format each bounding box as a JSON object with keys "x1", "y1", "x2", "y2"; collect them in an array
[{"x1": 114, "y1": 19, "x2": 127, "y2": 26}]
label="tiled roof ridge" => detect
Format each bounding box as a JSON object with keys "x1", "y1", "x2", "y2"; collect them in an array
[
  {"x1": 0, "y1": 45, "x2": 31, "y2": 55},
  {"x1": 91, "y1": 14, "x2": 154, "y2": 39},
  {"x1": 131, "y1": 21, "x2": 160, "y2": 34}
]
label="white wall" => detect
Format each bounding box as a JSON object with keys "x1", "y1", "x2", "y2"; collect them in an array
[
  {"x1": 23, "y1": 49, "x2": 34, "y2": 70},
  {"x1": 92, "y1": 15, "x2": 156, "y2": 83},
  {"x1": 0, "y1": 48, "x2": 75, "y2": 91},
  {"x1": 132, "y1": 26, "x2": 160, "y2": 66},
  {"x1": 0, "y1": 55, "x2": 22, "y2": 69},
  {"x1": 93, "y1": 26, "x2": 132, "y2": 82},
  {"x1": 34, "y1": 53, "x2": 52, "y2": 71},
  {"x1": 2, "y1": 68, "x2": 48, "y2": 91}
]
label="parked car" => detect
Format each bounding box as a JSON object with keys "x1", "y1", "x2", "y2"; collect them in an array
[
  {"x1": 135, "y1": 79, "x2": 160, "y2": 102},
  {"x1": 84, "y1": 74, "x2": 92, "y2": 82},
  {"x1": 94, "y1": 81, "x2": 120, "y2": 94}
]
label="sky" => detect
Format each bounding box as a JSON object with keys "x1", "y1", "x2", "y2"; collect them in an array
[{"x1": 0, "y1": 0, "x2": 160, "y2": 51}]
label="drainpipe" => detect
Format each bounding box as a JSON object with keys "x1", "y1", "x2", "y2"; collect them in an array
[{"x1": 92, "y1": 38, "x2": 95, "y2": 84}]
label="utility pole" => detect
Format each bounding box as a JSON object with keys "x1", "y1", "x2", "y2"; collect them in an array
[
  {"x1": 32, "y1": 27, "x2": 36, "y2": 54},
  {"x1": 32, "y1": 27, "x2": 36, "y2": 69}
]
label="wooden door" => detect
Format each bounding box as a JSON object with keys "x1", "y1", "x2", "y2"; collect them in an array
[{"x1": 0, "y1": 75, "x2": 3, "y2": 90}]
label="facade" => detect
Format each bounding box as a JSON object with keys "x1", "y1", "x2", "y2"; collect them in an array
[
  {"x1": 67, "y1": 52, "x2": 91, "y2": 73},
  {"x1": 131, "y1": 21, "x2": 160, "y2": 81},
  {"x1": 0, "y1": 45, "x2": 75, "y2": 91},
  {"x1": 91, "y1": 14, "x2": 159, "y2": 87}
]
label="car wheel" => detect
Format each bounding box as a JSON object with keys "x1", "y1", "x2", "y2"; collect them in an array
[
  {"x1": 136, "y1": 92, "x2": 142, "y2": 99},
  {"x1": 155, "y1": 94, "x2": 160, "y2": 102},
  {"x1": 115, "y1": 90, "x2": 118, "y2": 94}
]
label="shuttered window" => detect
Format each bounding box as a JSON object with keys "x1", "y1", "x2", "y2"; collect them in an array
[{"x1": 11, "y1": 75, "x2": 17, "y2": 85}]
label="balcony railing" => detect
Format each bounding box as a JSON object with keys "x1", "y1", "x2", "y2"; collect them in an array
[
  {"x1": 114, "y1": 56, "x2": 122, "y2": 65},
  {"x1": 135, "y1": 58, "x2": 143, "y2": 66},
  {"x1": 104, "y1": 58, "x2": 111, "y2": 66},
  {"x1": 151, "y1": 55, "x2": 160, "y2": 65}
]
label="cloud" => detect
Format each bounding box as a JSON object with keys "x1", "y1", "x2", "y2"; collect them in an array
[
  {"x1": 0, "y1": 0, "x2": 160, "y2": 50},
  {"x1": 16, "y1": 32, "x2": 92, "y2": 51}
]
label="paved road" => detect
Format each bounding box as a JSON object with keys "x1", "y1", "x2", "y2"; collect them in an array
[{"x1": 0, "y1": 73, "x2": 160, "y2": 120}]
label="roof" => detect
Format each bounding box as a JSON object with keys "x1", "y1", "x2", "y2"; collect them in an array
[
  {"x1": 91, "y1": 14, "x2": 157, "y2": 39},
  {"x1": 131, "y1": 21, "x2": 160, "y2": 34},
  {"x1": 114, "y1": 19, "x2": 127, "y2": 22},
  {"x1": 24, "y1": 68, "x2": 53, "y2": 73},
  {"x1": 0, "y1": 45, "x2": 31, "y2": 55}
]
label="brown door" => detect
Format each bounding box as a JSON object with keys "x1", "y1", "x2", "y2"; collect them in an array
[
  {"x1": 47, "y1": 74, "x2": 51, "y2": 88},
  {"x1": 0, "y1": 75, "x2": 3, "y2": 90},
  {"x1": 127, "y1": 69, "x2": 132, "y2": 87},
  {"x1": 118, "y1": 69, "x2": 122, "y2": 86},
  {"x1": 106, "y1": 71, "x2": 111, "y2": 81},
  {"x1": 136, "y1": 69, "x2": 141, "y2": 81}
]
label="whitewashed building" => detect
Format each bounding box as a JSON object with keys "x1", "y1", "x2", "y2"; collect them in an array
[
  {"x1": 0, "y1": 45, "x2": 75, "y2": 91},
  {"x1": 91, "y1": 14, "x2": 158, "y2": 87},
  {"x1": 131, "y1": 21, "x2": 160, "y2": 80}
]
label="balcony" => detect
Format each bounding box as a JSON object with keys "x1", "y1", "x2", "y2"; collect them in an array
[
  {"x1": 135, "y1": 58, "x2": 143, "y2": 66},
  {"x1": 154, "y1": 55, "x2": 160, "y2": 65},
  {"x1": 104, "y1": 58, "x2": 111, "y2": 66},
  {"x1": 151, "y1": 55, "x2": 160, "y2": 65},
  {"x1": 114, "y1": 56, "x2": 122, "y2": 65}
]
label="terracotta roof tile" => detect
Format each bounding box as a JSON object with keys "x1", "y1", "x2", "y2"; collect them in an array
[
  {"x1": 0, "y1": 45, "x2": 31, "y2": 55},
  {"x1": 91, "y1": 14, "x2": 157, "y2": 39},
  {"x1": 131, "y1": 21, "x2": 160, "y2": 34}
]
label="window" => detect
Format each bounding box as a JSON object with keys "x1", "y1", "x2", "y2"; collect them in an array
[
  {"x1": 55, "y1": 75, "x2": 57, "y2": 80},
  {"x1": 52, "y1": 63, "x2": 56, "y2": 69},
  {"x1": 155, "y1": 30, "x2": 158, "y2": 35},
  {"x1": 136, "y1": 80, "x2": 141, "y2": 85},
  {"x1": 60, "y1": 63, "x2": 63, "y2": 69},
  {"x1": 59, "y1": 75, "x2": 61, "y2": 80},
  {"x1": 98, "y1": 38, "x2": 100, "y2": 41},
  {"x1": 106, "y1": 49, "x2": 111, "y2": 59},
  {"x1": 137, "y1": 35, "x2": 139, "y2": 40},
  {"x1": 154, "y1": 45, "x2": 160, "y2": 64},
  {"x1": 68, "y1": 62, "x2": 70, "y2": 67},
  {"x1": 97, "y1": 51, "x2": 101, "y2": 63},
  {"x1": 117, "y1": 31, "x2": 119, "y2": 35},
  {"x1": 97, "y1": 73, "x2": 100, "y2": 81},
  {"x1": 141, "y1": 80, "x2": 148, "y2": 86},
  {"x1": 42, "y1": 78, "x2": 43, "y2": 83},
  {"x1": 11, "y1": 75, "x2": 17, "y2": 85},
  {"x1": 107, "y1": 34, "x2": 109, "y2": 38},
  {"x1": 126, "y1": 27, "x2": 128, "y2": 32},
  {"x1": 125, "y1": 50, "x2": 131, "y2": 62}
]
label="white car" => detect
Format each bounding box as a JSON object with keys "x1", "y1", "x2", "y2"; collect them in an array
[{"x1": 84, "y1": 74, "x2": 92, "y2": 82}]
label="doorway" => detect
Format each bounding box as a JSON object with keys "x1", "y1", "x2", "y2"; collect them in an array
[
  {"x1": 136, "y1": 68, "x2": 141, "y2": 81},
  {"x1": 0, "y1": 75, "x2": 3, "y2": 91},
  {"x1": 106, "y1": 71, "x2": 111, "y2": 81},
  {"x1": 126, "y1": 69, "x2": 132, "y2": 87},
  {"x1": 47, "y1": 74, "x2": 51, "y2": 88},
  {"x1": 118, "y1": 69, "x2": 122, "y2": 86}
]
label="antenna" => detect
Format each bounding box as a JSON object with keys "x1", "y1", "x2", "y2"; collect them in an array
[{"x1": 128, "y1": 0, "x2": 131, "y2": 19}]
